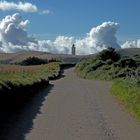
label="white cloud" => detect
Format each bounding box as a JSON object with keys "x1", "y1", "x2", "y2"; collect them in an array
[
  {"x1": 0, "y1": 13, "x2": 35, "y2": 43},
  {"x1": 0, "y1": 1, "x2": 37, "y2": 12},
  {"x1": 40, "y1": 9, "x2": 51, "y2": 15},
  {"x1": 0, "y1": 13, "x2": 121, "y2": 54},
  {"x1": 121, "y1": 40, "x2": 140, "y2": 48},
  {"x1": 75, "y1": 21, "x2": 120, "y2": 54},
  {"x1": 0, "y1": 13, "x2": 37, "y2": 52},
  {"x1": 19, "y1": 20, "x2": 30, "y2": 29}
]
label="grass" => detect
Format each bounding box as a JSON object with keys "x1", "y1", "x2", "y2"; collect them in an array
[
  {"x1": 0, "y1": 62, "x2": 75, "y2": 111},
  {"x1": 0, "y1": 62, "x2": 61, "y2": 90},
  {"x1": 111, "y1": 79, "x2": 140, "y2": 119}
]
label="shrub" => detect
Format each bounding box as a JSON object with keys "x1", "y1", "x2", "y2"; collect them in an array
[
  {"x1": 48, "y1": 58, "x2": 61, "y2": 63},
  {"x1": 106, "y1": 59, "x2": 113, "y2": 65},
  {"x1": 102, "y1": 65, "x2": 111, "y2": 70},
  {"x1": 92, "y1": 60, "x2": 105, "y2": 70},
  {"x1": 84, "y1": 64, "x2": 95, "y2": 73},
  {"x1": 97, "y1": 47, "x2": 120, "y2": 62},
  {"x1": 75, "y1": 60, "x2": 89, "y2": 71},
  {"x1": 117, "y1": 57, "x2": 136, "y2": 68},
  {"x1": 20, "y1": 57, "x2": 48, "y2": 66},
  {"x1": 75, "y1": 48, "x2": 140, "y2": 81},
  {"x1": 113, "y1": 62, "x2": 120, "y2": 67},
  {"x1": 116, "y1": 67, "x2": 132, "y2": 78}
]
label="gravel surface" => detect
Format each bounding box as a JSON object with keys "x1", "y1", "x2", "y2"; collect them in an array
[{"x1": 1, "y1": 68, "x2": 140, "y2": 140}]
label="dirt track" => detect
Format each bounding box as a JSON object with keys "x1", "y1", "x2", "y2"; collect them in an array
[
  {"x1": 22, "y1": 68, "x2": 140, "y2": 140},
  {"x1": 2, "y1": 68, "x2": 140, "y2": 140}
]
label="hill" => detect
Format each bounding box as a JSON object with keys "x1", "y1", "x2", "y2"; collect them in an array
[
  {"x1": 0, "y1": 51, "x2": 84, "y2": 64},
  {"x1": 117, "y1": 48, "x2": 140, "y2": 56},
  {"x1": 0, "y1": 48, "x2": 139, "y2": 64}
]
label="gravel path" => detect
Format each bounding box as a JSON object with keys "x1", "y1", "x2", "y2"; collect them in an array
[
  {"x1": 2, "y1": 68, "x2": 140, "y2": 140},
  {"x1": 25, "y1": 68, "x2": 140, "y2": 140}
]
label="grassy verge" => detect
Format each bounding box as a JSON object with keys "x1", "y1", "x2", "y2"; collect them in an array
[
  {"x1": 0, "y1": 62, "x2": 76, "y2": 91},
  {"x1": 111, "y1": 79, "x2": 140, "y2": 119},
  {"x1": 0, "y1": 62, "x2": 75, "y2": 112},
  {"x1": 0, "y1": 62, "x2": 61, "y2": 112},
  {"x1": 0, "y1": 62, "x2": 61, "y2": 91}
]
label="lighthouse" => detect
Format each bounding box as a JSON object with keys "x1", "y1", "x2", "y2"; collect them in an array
[{"x1": 71, "y1": 44, "x2": 76, "y2": 55}]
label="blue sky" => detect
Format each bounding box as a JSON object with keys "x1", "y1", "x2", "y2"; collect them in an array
[
  {"x1": 0, "y1": 0, "x2": 140, "y2": 54},
  {"x1": 36, "y1": 0, "x2": 140, "y2": 41},
  {"x1": 0, "y1": 0, "x2": 140, "y2": 41}
]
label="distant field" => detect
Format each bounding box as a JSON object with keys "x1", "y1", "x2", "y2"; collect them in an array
[{"x1": 0, "y1": 51, "x2": 84, "y2": 64}]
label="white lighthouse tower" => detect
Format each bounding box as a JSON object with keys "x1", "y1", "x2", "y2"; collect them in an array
[{"x1": 71, "y1": 44, "x2": 76, "y2": 55}]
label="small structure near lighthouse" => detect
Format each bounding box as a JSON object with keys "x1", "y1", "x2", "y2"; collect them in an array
[{"x1": 71, "y1": 44, "x2": 76, "y2": 55}]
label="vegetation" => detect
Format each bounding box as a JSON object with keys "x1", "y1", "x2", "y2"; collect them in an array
[
  {"x1": 75, "y1": 47, "x2": 140, "y2": 119},
  {"x1": 19, "y1": 56, "x2": 61, "y2": 66},
  {"x1": 75, "y1": 48, "x2": 140, "y2": 81},
  {"x1": 0, "y1": 62, "x2": 75, "y2": 112},
  {"x1": 0, "y1": 62, "x2": 61, "y2": 91},
  {"x1": 97, "y1": 47, "x2": 120, "y2": 62},
  {"x1": 19, "y1": 56, "x2": 48, "y2": 65},
  {"x1": 111, "y1": 79, "x2": 140, "y2": 119}
]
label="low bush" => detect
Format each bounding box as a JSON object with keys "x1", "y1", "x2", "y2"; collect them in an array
[
  {"x1": 117, "y1": 57, "x2": 136, "y2": 68},
  {"x1": 97, "y1": 47, "x2": 120, "y2": 62},
  {"x1": 75, "y1": 48, "x2": 139, "y2": 81},
  {"x1": 106, "y1": 59, "x2": 113, "y2": 65},
  {"x1": 20, "y1": 57, "x2": 48, "y2": 65}
]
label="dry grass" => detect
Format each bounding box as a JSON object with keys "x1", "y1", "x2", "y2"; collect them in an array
[
  {"x1": 0, "y1": 62, "x2": 61, "y2": 88},
  {"x1": 0, "y1": 64, "x2": 41, "y2": 73}
]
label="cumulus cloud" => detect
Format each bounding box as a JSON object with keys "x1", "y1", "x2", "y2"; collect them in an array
[
  {"x1": 44, "y1": 22, "x2": 120, "y2": 55},
  {"x1": 0, "y1": 1, "x2": 37, "y2": 12},
  {"x1": 0, "y1": 13, "x2": 121, "y2": 54},
  {"x1": 19, "y1": 20, "x2": 30, "y2": 29},
  {"x1": 0, "y1": 13, "x2": 37, "y2": 52},
  {"x1": 121, "y1": 40, "x2": 140, "y2": 48},
  {"x1": 0, "y1": 13, "x2": 36, "y2": 44},
  {"x1": 75, "y1": 21, "x2": 120, "y2": 54}
]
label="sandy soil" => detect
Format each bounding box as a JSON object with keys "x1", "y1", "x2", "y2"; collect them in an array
[{"x1": 24, "y1": 68, "x2": 140, "y2": 140}]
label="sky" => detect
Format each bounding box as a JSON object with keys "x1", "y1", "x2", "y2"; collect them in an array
[{"x1": 0, "y1": 0, "x2": 140, "y2": 54}]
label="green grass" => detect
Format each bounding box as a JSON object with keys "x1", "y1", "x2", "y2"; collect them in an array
[
  {"x1": 111, "y1": 79, "x2": 140, "y2": 119},
  {"x1": 0, "y1": 62, "x2": 61, "y2": 90}
]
